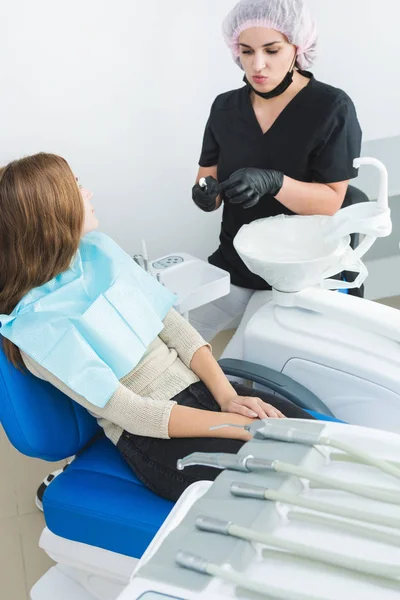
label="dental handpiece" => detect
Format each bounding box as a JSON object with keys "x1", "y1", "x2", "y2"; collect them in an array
[
  {"x1": 194, "y1": 516, "x2": 400, "y2": 581},
  {"x1": 177, "y1": 452, "x2": 400, "y2": 505},
  {"x1": 177, "y1": 452, "x2": 273, "y2": 473},
  {"x1": 176, "y1": 551, "x2": 326, "y2": 600},
  {"x1": 230, "y1": 481, "x2": 400, "y2": 533},
  {"x1": 213, "y1": 420, "x2": 400, "y2": 482}
]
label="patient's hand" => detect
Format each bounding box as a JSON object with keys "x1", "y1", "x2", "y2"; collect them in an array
[{"x1": 220, "y1": 395, "x2": 285, "y2": 420}]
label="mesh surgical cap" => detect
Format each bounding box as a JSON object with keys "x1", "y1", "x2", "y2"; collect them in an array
[{"x1": 222, "y1": 0, "x2": 318, "y2": 70}]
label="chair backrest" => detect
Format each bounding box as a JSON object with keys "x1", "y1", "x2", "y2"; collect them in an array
[{"x1": 0, "y1": 338, "x2": 100, "y2": 462}]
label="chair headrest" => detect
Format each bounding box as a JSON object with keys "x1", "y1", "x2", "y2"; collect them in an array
[{"x1": 0, "y1": 339, "x2": 99, "y2": 461}]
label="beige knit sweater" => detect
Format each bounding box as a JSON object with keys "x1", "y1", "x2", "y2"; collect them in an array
[{"x1": 22, "y1": 308, "x2": 209, "y2": 444}]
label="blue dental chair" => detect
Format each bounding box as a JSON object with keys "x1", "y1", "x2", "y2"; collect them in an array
[{"x1": 0, "y1": 340, "x2": 337, "y2": 599}]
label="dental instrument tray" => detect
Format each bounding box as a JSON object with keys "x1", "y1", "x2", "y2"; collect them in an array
[{"x1": 130, "y1": 421, "x2": 400, "y2": 600}]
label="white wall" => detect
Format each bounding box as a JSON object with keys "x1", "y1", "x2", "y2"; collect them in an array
[
  {"x1": 309, "y1": 0, "x2": 400, "y2": 143},
  {"x1": 1, "y1": 0, "x2": 399, "y2": 263}
]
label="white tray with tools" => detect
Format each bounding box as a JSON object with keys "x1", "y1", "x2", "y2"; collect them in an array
[{"x1": 117, "y1": 421, "x2": 400, "y2": 600}]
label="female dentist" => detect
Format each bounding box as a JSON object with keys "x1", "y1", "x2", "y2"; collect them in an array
[{"x1": 190, "y1": 0, "x2": 362, "y2": 353}]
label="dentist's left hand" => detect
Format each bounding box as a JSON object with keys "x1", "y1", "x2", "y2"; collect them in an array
[{"x1": 220, "y1": 168, "x2": 284, "y2": 209}]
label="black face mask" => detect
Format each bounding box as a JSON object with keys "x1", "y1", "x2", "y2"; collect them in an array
[{"x1": 243, "y1": 56, "x2": 297, "y2": 100}]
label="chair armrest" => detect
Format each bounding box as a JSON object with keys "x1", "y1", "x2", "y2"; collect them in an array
[{"x1": 218, "y1": 358, "x2": 335, "y2": 417}]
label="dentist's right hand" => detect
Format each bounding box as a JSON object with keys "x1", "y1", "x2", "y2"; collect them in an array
[{"x1": 192, "y1": 176, "x2": 220, "y2": 212}]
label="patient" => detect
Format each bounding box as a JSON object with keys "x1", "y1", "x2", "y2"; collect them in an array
[{"x1": 0, "y1": 153, "x2": 313, "y2": 501}]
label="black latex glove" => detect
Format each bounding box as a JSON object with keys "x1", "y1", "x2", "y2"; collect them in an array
[
  {"x1": 192, "y1": 176, "x2": 220, "y2": 213},
  {"x1": 219, "y1": 168, "x2": 284, "y2": 209}
]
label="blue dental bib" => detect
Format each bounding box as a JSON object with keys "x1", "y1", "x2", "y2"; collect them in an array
[{"x1": 0, "y1": 232, "x2": 176, "y2": 407}]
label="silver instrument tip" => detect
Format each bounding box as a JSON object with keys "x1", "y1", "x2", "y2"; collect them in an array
[
  {"x1": 176, "y1": 551, "x2": 209, "y2": 574},
  {"x1": 195, "y1": 515, "x2": 231, "y2": 535},
  {"x1": 230, "y1": 482, "x2": 266, "y2": 499}
]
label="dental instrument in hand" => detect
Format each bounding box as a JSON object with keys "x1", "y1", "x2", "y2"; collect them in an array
[
  {"x1": 195, "y1": 516, "x2": 400, "y2": 581},
  {"x1": 231, "y1": 481, "x2": 400, "y2": 533},
  {"x1": 176, "y1": 551, "x2": 327, "y2": 600},
  {"x1": 212, "y1": 419, "x2": 400, "y2": 482},
  {"x1": 177, "y1": 452, "x2": 400, "y2": 505}
]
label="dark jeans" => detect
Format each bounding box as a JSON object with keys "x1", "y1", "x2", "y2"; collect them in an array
[{"x1": 117, "y1": 381, "x2": 314, "y2": 502}]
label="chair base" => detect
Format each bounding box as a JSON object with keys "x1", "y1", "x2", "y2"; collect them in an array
[
  {"x1": 31, "y1": 527, "x2": 138, "y2": 600},
  {"x1": 31, "y1": 565, "x2": 98, "y2": 600},
  {"x1": 30, "y1": 482, "x2": 207, "y2": 600}
]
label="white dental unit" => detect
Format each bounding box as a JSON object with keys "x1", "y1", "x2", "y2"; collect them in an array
[
  {"x1": 234, "y1": 157, "x2": 400, "y2": 432},
  {"x1": 150, "y1": 157, "x2": 400, "y2": 433}
]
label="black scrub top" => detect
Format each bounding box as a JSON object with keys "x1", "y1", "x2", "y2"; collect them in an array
[{"x1": 199, "y1": 71, "x2": 362, "y2": 290}]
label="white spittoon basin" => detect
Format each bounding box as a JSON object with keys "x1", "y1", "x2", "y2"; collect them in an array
[{"x1": 234, "y1": 214, "x2": 351, "y2": 292}]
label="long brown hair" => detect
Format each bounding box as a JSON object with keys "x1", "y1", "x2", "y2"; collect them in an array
[{"x1": 0, "y1": 153, "x2": 84, "y2": 366}]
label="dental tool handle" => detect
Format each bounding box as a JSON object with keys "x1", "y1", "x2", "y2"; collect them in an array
[
  {"x1": 176, "y1": 551, "x2": 327, "y2": 600},
  {"x1": 251, "y1": 423, "x2": 400, "y2": 482},
  {"x1": 231, "y1": 483, "x2": 400, "y2": 530},
  {"x1": 207, "y1": 563, "x2": 326, "y2": 600},
  {"x1": 177, "y1": 452, "x2": 251, "y2": 472},
  {"x1": 264, "y1": 488, "x2": 400, "y2": 531},
  {"x1": 289, "y1": 510, "x2": 400, "y2": 548},
  {"x1": 251, "y1": 425, "x2": 320, "y2": 445},
  {"x1": 196, "y1": 516, "x2": 400, "y2": 580},
  {"x1": 321, "y1": 436, "x2": 400, "y2": 481},
  {"x1": 229, "y1": 523, "x2": 400, "y2": 580},
  {"x1": 246, "y1": 457, "x2": 276, "y2": 471},
  {"x1": 275, "y1": 461, "x2": 400, "y2": 505},
  {"x1": 331, "y1": 452, "x2": 400, "y2": 469},
  {"x1": 199, "y1": 506, "x2": 400, "y2": 546}
]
